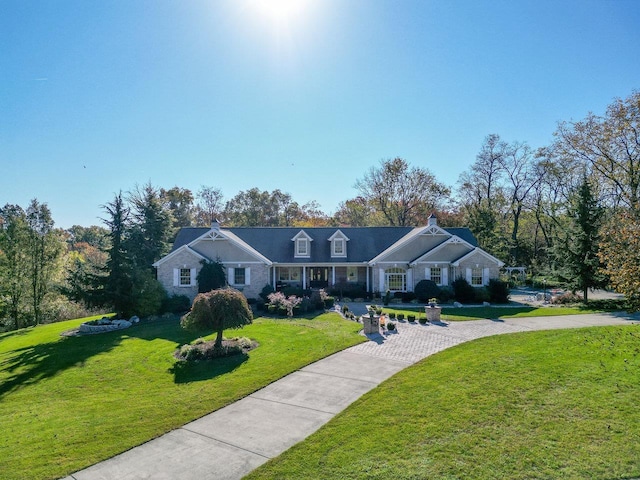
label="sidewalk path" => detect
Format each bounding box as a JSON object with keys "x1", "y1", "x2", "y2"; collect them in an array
[{"x1": 64, "y1": 313, "x2": 638, "y2": 480}]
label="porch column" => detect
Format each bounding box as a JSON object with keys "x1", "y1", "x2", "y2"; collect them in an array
[
  {"x1": 272, "y1": 267, "x2": 276, "y2": 287},
  {"x1": 366, "y1": 266, "x2": 370, "y2": 292},
  {"x1": 332, "y1": 266, "x2": 335, "y2": 286},
  {"x1": 302, "y1": 266, "x2": 307, "y2": 289}
]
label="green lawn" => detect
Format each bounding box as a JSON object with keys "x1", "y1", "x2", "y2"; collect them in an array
[
  {"x1": 381, "y1": 305, "x2": 609, "y2": 321},
  {"x1": 247, "y1": 325, "x2": 640, "y2": 479},
  {"x1": 0, "y1": 312, "x2": 365, "y2": 480}
]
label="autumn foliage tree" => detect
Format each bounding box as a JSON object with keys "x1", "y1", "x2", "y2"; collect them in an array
[{"x1": 599, "y1": 211, "x2": 640, "y2": 311}]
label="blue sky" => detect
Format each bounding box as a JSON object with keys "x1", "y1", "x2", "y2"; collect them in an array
[{"x1": 2, "y1": 0, "x2": 639, "y2": 229}]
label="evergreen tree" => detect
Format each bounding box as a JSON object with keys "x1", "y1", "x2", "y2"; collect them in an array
[
  {"x1": 554, "y1": 178, "x2": 607, "y2": 301},
  {"x1": 99, "y1": 192, "x2": 135, "y2": 317},
  {"x1": 197, "y1": 259, "x2": 227, "y2": 293},
  {"x1": 127, "y1": 183, "x2": 174, "y2": 272}
]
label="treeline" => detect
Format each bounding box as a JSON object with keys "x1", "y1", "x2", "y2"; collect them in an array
[{"x1": 1, "y1": 90, "x2": 639, "y2": 330}]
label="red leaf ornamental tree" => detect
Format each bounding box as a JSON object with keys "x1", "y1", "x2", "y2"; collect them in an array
[{"x1": 181, "y1": 288, "x2": 253, "y2": 348}]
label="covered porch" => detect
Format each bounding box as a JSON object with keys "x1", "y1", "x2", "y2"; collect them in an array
[{"x1": 271, "y1": 264, "x2": 370, "y2": 292}]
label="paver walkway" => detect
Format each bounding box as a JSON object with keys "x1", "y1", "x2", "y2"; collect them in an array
[{"x1": 64, "y1": 312, "x2": 638, "y2": 480}]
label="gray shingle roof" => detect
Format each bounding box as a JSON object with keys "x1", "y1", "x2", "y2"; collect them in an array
[{"x1": 171, "y1": 226, "x2": 478, "y2": 264}]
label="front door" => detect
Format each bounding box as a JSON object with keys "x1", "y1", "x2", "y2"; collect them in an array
[{"x1": 309, "y1": 267, "x2": 329, "y2": 288}]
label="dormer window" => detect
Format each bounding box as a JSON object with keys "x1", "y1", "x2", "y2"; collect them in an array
[
  {"x1": 328, "y1": 229, "x2": 349, "y2": 258},
  {"x1": 296, "y1": 238, "x2": 309, "y2": 256},
  {"x1": 292, "y1": 230, "x2": 313, "y2": 258}
]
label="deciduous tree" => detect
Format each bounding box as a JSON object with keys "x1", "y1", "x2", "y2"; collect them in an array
[
  {"x1": 599, "y1": 210, "x2": 640, "y2": 311},
  {"x1": 354, "y1": 158, "x2": 450, "y2": 226}
]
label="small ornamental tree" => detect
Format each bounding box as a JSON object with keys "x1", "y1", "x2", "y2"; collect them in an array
[{"x1": 181, "y1": 288, "x2": 253, "y2": 348}]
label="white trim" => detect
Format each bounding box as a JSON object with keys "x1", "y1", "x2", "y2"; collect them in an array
[
  {"x1": 153, "y1": 245, "x2": 208, "y2": 268},
  {"x1": 409, "y1": 235, "x2": 474, "y2": 265},
  {"x1": 451, "y1": 248, "x2": 505, "y2": 267},
  {"x1": 327, "y1": 229, "x2": 350, "y2": 242}
]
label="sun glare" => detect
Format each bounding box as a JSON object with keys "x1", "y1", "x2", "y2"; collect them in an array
[{"x1": 250, "y1": 0, "x2": 311, "y2": 24}]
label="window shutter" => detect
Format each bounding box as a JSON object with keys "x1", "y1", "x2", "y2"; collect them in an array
[
  {"x1": 425, "y1": 267, "x2": 431, "y2": 281},
  {"x1": 442, "y1": 267, "x2": 449, "y2": 286},
  {"x1": 465, "y1": 268, "x2": 472, "y2": 283},
  {"x1": 483, "y1": 267, "x2": 490, "y2": 286},
  {"x1": 228, "y1": 267, "x2": 235, "y2": 285},
  {"x1": 190, "y1": 268, "x2": 196, "y2": 286},
  {"x1": 173, "y1": 269, "x2": 179, "y2": 286},
  {"x1": 245, "y1": 267, "x2": 251, "y2": 285}
]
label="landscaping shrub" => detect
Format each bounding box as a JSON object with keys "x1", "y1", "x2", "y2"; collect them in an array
[
  {"x1": 388, "y1": 312, "x2": 396, "y2": 319},
  {"x1": 397, "y1": 313, "x2": 405, "y2": 321},
  {"x1": 161, "y1": 294, "x2": 191, "y2": 314},
  {"x1": 474, "y1": 287, "x2": 490, "y2": 303},
  {"x1": 414, "y1": 280, "x2": 441, "y2": 303},
  {"x1": 342, "y1": 304, "x2": 349, "y2": 314},
  {"x1": 387, "y1": 321, "x2": 396, "y2": 331},
  {"x1": 452, "y1": 277, "x2": 475, "y2": 303},
  {"x1": 438, "y1": 287, "x2": 453, "y2": 303},
  {"x1": 383, "y1": 290, "x2": 391, "y2": 306},
  {"x1": 551, "y1": 292, "x2": 582, "y2": 304},
  {"x1": 407, "y1": 314, "x2": 416, "y2": 322},
  {"x1": 487, "y1": 279, "x2": 510, "y2": 303},
  {"x1": 259, "y1": 284, "x2": 275, "y2": 301},
  {"x1": 323, "y1": 296, "x2": 335, "y2": 308},
  {"x1": 402, "y1": 292, "x2": 417, "y2": 302},
  {"x1": 418, "y1": 316, "x2": 427, "y2": 324}
]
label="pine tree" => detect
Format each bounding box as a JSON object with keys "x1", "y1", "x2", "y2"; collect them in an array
[{"x1": 555, "y1": 177, "x2": 606, "y2": 302}]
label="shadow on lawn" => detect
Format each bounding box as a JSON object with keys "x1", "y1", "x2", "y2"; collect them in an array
[
  {"x1": 0, "y1": 316, "x2": 205, "y2": 400},
  {"x1": 0, "y1": 332, "x2": 127, "y2": 400},
  {"x1": 169, "y1": 353, "x2": 249, "y2": 384}
]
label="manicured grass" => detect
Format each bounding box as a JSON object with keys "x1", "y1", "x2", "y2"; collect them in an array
[
  {"x1": 0, "y1": 312, "x2": 365, "y2": 480},
  {"x1": 381, "y1": 305, "x2": 608, "y2": 321},
  {"x1": 247, "y1": 325, "x2": 640, "y2": 479}
]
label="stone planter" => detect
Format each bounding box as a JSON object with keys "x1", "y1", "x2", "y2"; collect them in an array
[{"x1": 425, "y1": 306, "x2": 441, "y2": 322}]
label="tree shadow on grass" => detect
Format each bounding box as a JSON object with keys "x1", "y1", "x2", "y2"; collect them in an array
[
  {"x1": 169, "y1": 353, "x2": 249, "y2": 384},
  {"x1": 0, "y1": 331, "x2": 127, "y2": 400},
  {"x1": 0, "y1": 316, "x2": 207, "y2": 400}
]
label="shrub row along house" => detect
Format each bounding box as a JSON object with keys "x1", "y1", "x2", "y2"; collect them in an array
[{"x1": 153, "y1": 215, "x2": 504, "y2": 301}]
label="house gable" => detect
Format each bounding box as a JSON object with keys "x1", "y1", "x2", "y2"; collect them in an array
[
  {"x1": 187, "y1": 228, "x2": 271, "y2": 265},
  {"x1": 410, "y1": 235, "x2": 475, "y2": 265}
]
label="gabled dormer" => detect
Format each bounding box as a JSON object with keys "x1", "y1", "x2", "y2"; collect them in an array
[
  {"x1": 292, "y1": 230, "x2": 313, "y2": 258},
  {"x1": 328, "y1": 230, "x2": 349, "y2": 258}
]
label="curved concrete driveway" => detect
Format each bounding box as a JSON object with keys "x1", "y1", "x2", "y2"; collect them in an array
[{"x1": 65, "y1": 312, "x2": 639, "y2": 480}]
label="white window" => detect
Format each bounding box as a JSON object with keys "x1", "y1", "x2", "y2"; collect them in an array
[
  {"x1": 471, "y1": 267, "x2": 483, "y2": 286},
  {"x1": 279, "y1": 267, "x2": 300, "y2": 282},
  {"x1": 174, "y1": 268, "x2": 195, "y2": 287},
  {"x1": 333, "y1": 238, "x2": 345, "y2": 256},
  {"x1": 296, "y1": 238, "x2": 309, "y2": 257},
  {"x1": 429, "y1": 267, "x2": 442, "y2": 285},
  {"x1": 385, "y1": 267, "x2": 406, "y2": 292},
  {"x1": 234, "y1": 268, "x2": 246, "y2": 285},
  {"x1": 179, "y1": 268, "x2": 192, "y2": 286},
  {"x1": 228, "y1": 267, "x2": 250, "y2": 286}
]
